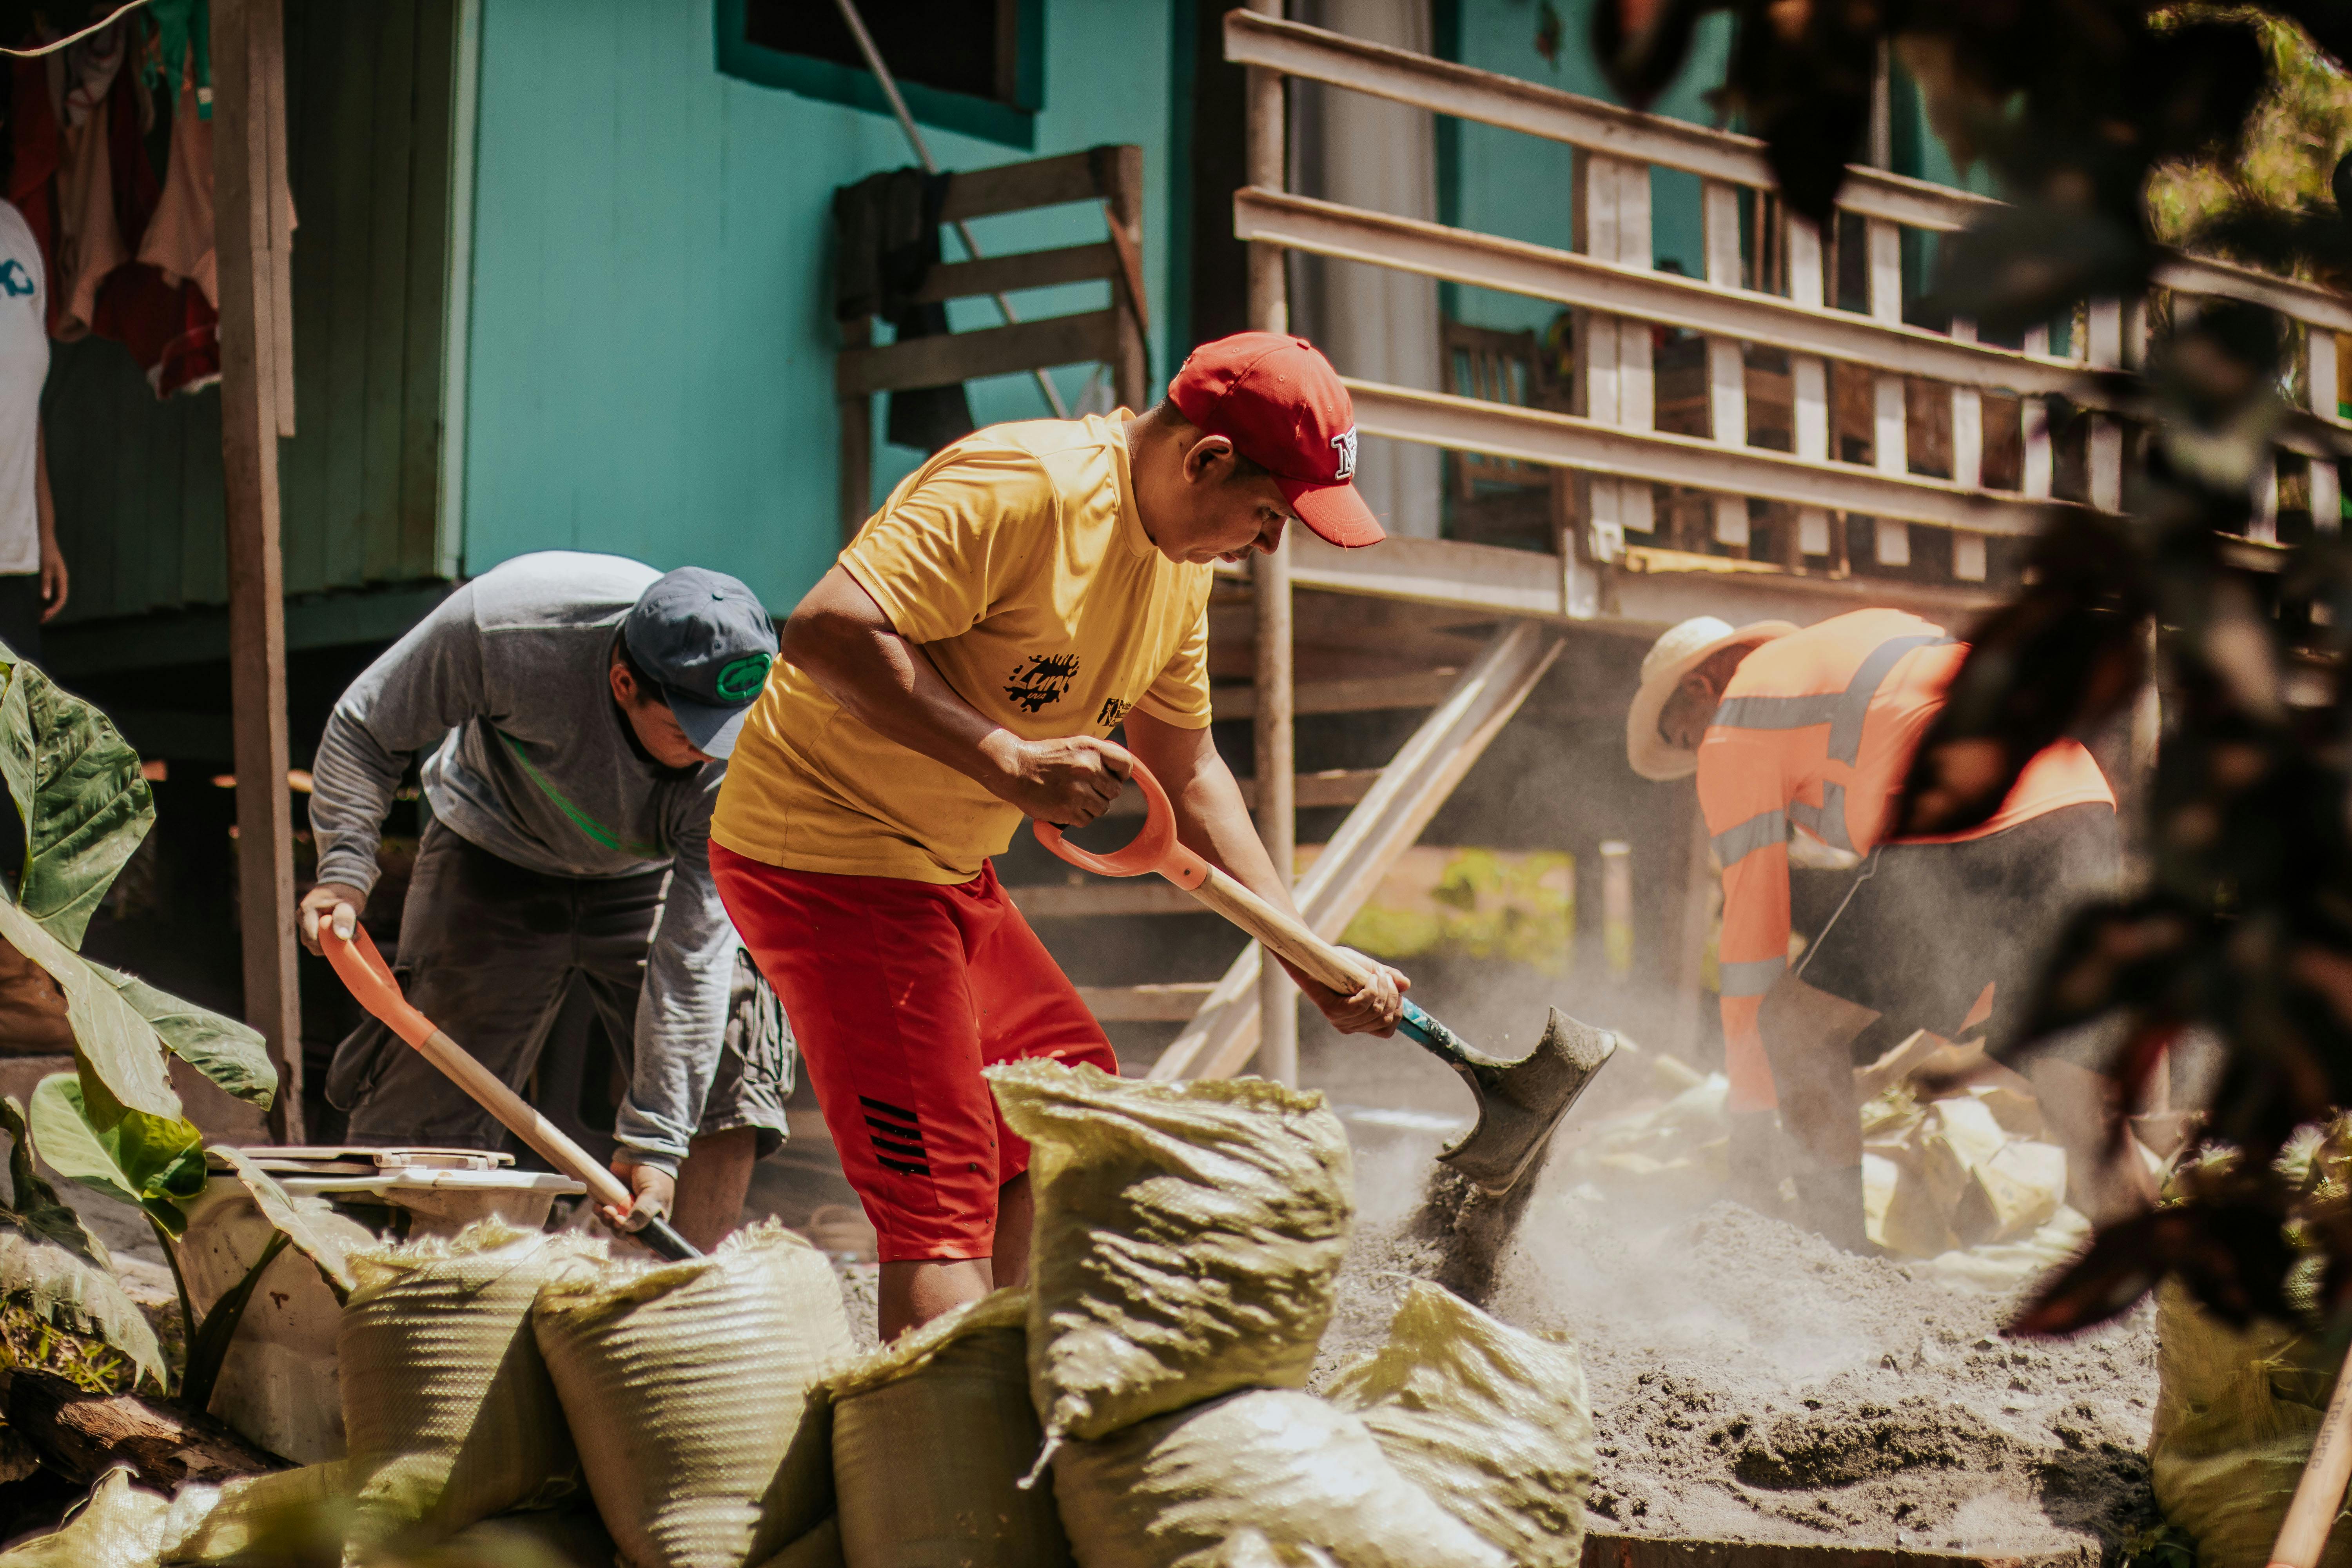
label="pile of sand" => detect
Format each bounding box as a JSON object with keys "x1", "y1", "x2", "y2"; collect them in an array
[{"x1": 1321, "y1": 1124, "x2": 2158, "y2": 1558}]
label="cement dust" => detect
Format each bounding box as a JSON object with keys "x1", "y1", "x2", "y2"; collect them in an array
[{"x1": 1321, "y1": 1123, "x2": 2158, "y2": 1558}]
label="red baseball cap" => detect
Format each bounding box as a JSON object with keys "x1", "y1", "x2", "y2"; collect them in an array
[{"x1": 1167, "y1": 332, "x2": 1385, "y2": 548}]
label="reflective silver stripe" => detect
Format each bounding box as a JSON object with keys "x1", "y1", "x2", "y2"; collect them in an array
[
  {"x1": 1711, "y1": 809, "x2": 1786, "y2": 868},
  {"x1": 1719, "y1": 956, "x2": 1787, "y2": 997},
  {"x1": 1828, "y1": 635, "x2": 1945, "y2": 763},
  {"x1": 1712, "y1": 693, "x2": 1840, "y2": 731},
  {"x1": 1709, "y1": 633, "x2": 1951, "y2": 764},
  {"x1": 1788, "y1": 782, "x2": 1852, "y2": 852}
]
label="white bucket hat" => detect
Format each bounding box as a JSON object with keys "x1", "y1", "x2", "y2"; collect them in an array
[{"x1": 1625, "y1": 615, "x2": 1799, "y2": 781}]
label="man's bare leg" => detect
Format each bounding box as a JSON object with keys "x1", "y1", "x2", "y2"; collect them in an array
[
  {"x1": 1757, "y1": 974, "x2": 1881, "y2": 1249},
  {"x1": 876, "y1": 1174, "x2": 1031, "y2": 1340},
  {"x1": 993, "y1": 1172, "x2": 1034, "y2": 1289},
  {"x1": 673, "y1": 1127, "x2": 759, "y2": 1252}
]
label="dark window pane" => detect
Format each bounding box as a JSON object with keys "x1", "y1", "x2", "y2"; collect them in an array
[{"x1": 745, "y1": 0, "x2": 1014, "y2": 106}]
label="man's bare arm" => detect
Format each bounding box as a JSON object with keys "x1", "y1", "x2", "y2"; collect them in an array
[
  {"x1": 1123, "y1": 710, "x2": 1404, "y2": 1036},
  {"x1": 781, "y1": 566, "x2": 1131, "y2": 827}
]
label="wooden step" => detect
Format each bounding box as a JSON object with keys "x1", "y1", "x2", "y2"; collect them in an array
[
  {"x1": 1211, "y1": 669, "x2": 1462, "y2": 719},
  {"x1": 1105, "y1": 767, "x2": 1382, "y2": 816},
  {"x1": 1076, "y1": 982, "x2": 1220, "y2": 1021}
]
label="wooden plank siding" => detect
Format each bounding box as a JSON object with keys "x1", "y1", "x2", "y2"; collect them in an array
[{"x1": 42, "y1": 0, "x2": 459, "y2": 628}]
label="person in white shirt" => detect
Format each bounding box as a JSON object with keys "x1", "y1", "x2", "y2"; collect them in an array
[{"x1": 0, "y1": 200, "x2": 66, "y2": 656}]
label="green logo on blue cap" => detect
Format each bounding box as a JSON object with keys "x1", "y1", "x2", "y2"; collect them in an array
[{"x1": 715, "y1": 653, "x2": 772, "y2": 702}]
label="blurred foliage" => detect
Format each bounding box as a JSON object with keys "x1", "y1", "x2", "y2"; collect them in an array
[
  {"x1": 1590, "y1": 0, "x2": 2352, "y2": 1335},
  {"x1": 2145, "y1": 9, "x2": 2352, "y2": 268},
  {"x1": 1340, "y1": 849, "x2": 1575, "y2": 972}
]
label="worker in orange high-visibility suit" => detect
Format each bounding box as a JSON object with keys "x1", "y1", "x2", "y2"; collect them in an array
[{"x1": 1627, "y1": 609, "x2": 2147, "y2": 1250}]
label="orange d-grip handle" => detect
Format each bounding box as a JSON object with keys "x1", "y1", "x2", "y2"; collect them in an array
[
  {"x1": 321, "y1": 923, "x2": 437, "y2": 1049},
  {"x1": 1033, "y1": 759, "x2": 1211, "y2": 890}
]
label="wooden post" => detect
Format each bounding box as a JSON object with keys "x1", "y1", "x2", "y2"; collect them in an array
[
  {"x1": 1094, "y1": 143, "x2": 1150, "y2": 410},
  {"x1": 212, "y1": 0, "x2": 302, "y2": 1142},
  {"x1": 1949, "y1": 316, "x2": 1987, "y2": 581},
  {"x1": 1245, "y1": 0, "x2": 1296, "y2": 1086},
  {"x1": 1700, "y1": 181, "x2": 1748, "y2": 551},
  {"x1": 839, "y1": 318, "x2": 873, "y2": 545},
  {"x1": 1785, "y1": 214, "x2": 1832, "y2": 559},
  {"x1": 2086, "y1": 299, "x2": 2124, "y2": 512}
]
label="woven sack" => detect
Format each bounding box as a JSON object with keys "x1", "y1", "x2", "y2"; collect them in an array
[
  {"x1": 164, "y1": 1460, "x2": 348, "y2": 1564},
  {"x1": 987, "y1": 1061, "x2": 1352, "y2": 1451},
  {"x1": 533, "y1": 1220, "x2": 850, "y2": 1568},
  {"x1": 1326, "y1": 1282, "x2": 1594, "y2": 1568},
  {"x1": 338, "y1": 1223, "x2": 595, "y2": 1558},
  {"x1": 824, "y1": 1287, "x2": 1069, "y2": 1568},
  {"x1": 1, "y1": 1468, "x2": 168, "y2": 1567},
  {"x1": 748, "y1": 1516, "x2": 845, "y2": 1568},
  {"x1": 2153, "y1": 1278, "x2": 2352, "y2": 1568},
  {"x1": 1051, "y1": 1388, "x2": 1504, "y2": 1568}
]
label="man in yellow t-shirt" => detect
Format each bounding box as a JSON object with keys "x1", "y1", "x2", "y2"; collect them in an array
[{"x1": 712, "y1": 332, "x2": 1406, "y2": 1337}]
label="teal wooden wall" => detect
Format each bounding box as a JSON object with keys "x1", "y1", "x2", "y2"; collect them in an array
[
  {"x1": 45, "y1": 0, "x2": 459, "y2": 626},
  {"x1": 457, "y1": 0, "x2": 1177, "y2": 614},
  {"x1": 1442, "y1": 0, "x2": 1734, "y2": 338}
]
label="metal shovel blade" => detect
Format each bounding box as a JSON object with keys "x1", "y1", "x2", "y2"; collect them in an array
[{"x1": 1436, "y1": 1009, "x2": 1617, "y2": 1196}]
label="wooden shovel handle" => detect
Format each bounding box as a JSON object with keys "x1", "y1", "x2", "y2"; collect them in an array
[
  {"x1": 1032, "y1": 760, "x2": 1371, "y2": 995},
  {"x1": 322, "y1": 928, "x2": 635, "y2": 1216},
  {"x1": 2270, "y1": 1348, "x2": 2352, "y2": 1568}
]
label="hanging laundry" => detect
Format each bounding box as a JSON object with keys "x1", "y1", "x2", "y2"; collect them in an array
[
  {"x1": 833, "y1": 167, "x2": 975, "y2": 454},
  {"x1": 140, "y1": 61, "x2": 214, "y2": 305},
  {"x1": 143, "y1": 0, "x2": 210, "y2": 120},
  {"x1": 51, "y1": 21, "x2": 130, "y2": 339}
]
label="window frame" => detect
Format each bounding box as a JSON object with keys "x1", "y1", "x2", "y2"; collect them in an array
[{"x1": 715, "y1": 0, "x2": 1045, "y2": 151}]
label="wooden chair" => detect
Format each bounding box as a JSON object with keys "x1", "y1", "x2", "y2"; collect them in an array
[
  {"x1": 1440, "y1": 321, "x2": 1563, "y2": 548},
  {"x1": 835, "y1": 145, "x2": 1149, "y2": 543}
]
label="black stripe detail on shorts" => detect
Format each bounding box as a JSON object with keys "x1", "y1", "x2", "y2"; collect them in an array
[
  {"x1": 863, "y1": 1115, "x2": 923, "y2": 1144},
  {"x1": 869, "y1": 1133, "x2": 926, "y2": 1159},
  {"x1": 859, "y1": 1094, "x2": 918, "y2": 1123},
  {"x1": 877, "y1": 1155, "x2": 931, "y2": 1176}
]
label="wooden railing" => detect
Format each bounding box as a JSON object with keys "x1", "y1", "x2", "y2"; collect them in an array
[{"x1": 1228, "y1": 10, "x2": 2352, "y2": 624}]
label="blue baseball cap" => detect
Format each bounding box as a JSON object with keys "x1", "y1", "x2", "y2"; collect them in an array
[{"x1": 622, "y1": 567, "x2": 778, "y2": 760}]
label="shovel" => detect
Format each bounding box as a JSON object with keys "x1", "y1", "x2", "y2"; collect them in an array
[
  {"x1": 1036, "y1": 760, "x2": 1616, "y2": 1194},
  {"x1": 321, "y1": 925, "x2": 702, "y2": 1261}
]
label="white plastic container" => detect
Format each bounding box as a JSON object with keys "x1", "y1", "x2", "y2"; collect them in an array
[{"x1": 180, "y1": 1146, "x2": 586, "y2": 1464}]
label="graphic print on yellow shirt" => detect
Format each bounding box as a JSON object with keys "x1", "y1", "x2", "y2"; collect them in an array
[{"x1": 713, "y1": 413, "x2": 1214, "y2": 884}]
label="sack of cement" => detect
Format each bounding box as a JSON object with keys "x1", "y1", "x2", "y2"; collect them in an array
[
  {"x1": 533, "y1": 1220, "x2": 850, "y2": 1568},
  {"x1": 988, "y1": 1061, "x2": 1353, "y2": 1449},
  {"x1": 1325, "y1": 1281, "x2": 1594, "y2": 1568},
  {"x1": 1051, "y1": 1388, "x2": 1505, "y2": 1568},
  {"x1": 0, "y1": 1468, "x2": 168, "y2": 1567},
  {"x1": 824, "y1": 1287, "x2": 1069, "y2": 1568},
  {"x1": 2152, "y1": 1278, "x2": 2352, "y2": 1568},
  {"x1": 163, "y1": 1460, "x2": 349, "y2": 1564},
  {"x1": 338, "y1": 1222, "x2": 597, "y2": 1557},
  {"x1": 749, "y1": 1515, "x2": 845, "y2": 1568}
]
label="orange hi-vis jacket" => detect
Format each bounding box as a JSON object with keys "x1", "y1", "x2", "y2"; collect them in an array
[{"x1": 1699, "y1": 608, "x2": 2115, "y2": 1113}]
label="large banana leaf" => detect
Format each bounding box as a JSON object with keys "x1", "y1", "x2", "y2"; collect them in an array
[
  {"x1": 94, "y1": 964, "x2": 275, "y2": 1110},
  {"x1": 0, "y1": 894, "x2": 182, "y2": 1121},
  {"x1": 0, "y1": 646, "x2": 154, "y2": 950},
  {"x1": 27, "y1": 1073, "x2": 205, "y2": 1238},
  {"x1": 0, "y1": 1097, "x2": 167, "y2": 1389}
]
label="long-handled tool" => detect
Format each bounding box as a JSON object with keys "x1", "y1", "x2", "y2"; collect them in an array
[
  {"x1": 321, "y1": 926, "x2": 701, "y2": 1261},
  {"x1": 1037, "y1": 761, "x2": 1616, "y2": 1195},
  {"x1": 2269, "y1": 1345, "x2": 2352, "y2": 1568}
]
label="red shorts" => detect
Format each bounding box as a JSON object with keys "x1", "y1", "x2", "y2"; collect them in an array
[{"x1": 710, "y1": 844, "x2": 1119, "y2": 1263}]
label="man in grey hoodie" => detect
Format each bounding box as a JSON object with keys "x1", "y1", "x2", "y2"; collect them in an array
[{"x1": 303, "y1": 551, "x2": 788, "y2": 1248}]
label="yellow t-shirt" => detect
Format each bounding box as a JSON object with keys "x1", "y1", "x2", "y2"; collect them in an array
[{"x1": 713, "y1": 413, "x2": 1214, "y2": 883}]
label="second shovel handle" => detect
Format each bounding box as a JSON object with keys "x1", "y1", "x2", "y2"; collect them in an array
[
  {"x1": 412, "y1": 1027, "x2": 634, "y2": 1213},
  {"x1": 2269, "y1": 1348, "x2": 2352, "y2": 1568}
]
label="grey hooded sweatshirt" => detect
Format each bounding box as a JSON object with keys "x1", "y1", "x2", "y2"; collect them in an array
[{"x1": 308, "y1": 551, "x2": 735, "y2": 1171}]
